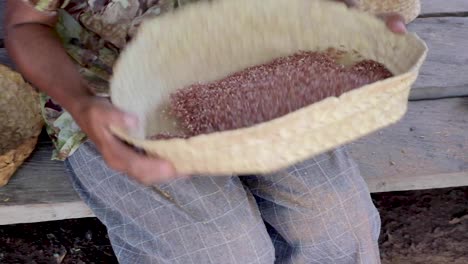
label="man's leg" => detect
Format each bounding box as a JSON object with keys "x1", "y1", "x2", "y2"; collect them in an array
[
  {"x1": 65, "y1": 141, "x2": 275, "y2": 264},
  {"x1": 242, "y1": 146, "x2": 381, "y2": 264}
]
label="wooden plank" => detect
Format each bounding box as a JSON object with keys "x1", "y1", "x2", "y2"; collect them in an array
[
  {"x1": 0, "y1": 134, "x2": 93, "y2": 225},
  {"x1": 0, "y1": 98, "x2": 467, "y2": 225},
  {"x1": 408, "y1": 17, "x2": 468, "y2": 99},
  {"x1": 349, "y1": 98, "x2": 468, "y2": 192},
  {"x1": 365, "y1": 172, "x2": 468, "y2": 193},
  {"x1": 0, "y1": 202, "x2": 94, "y2": 225},
  {"x1": 0, "y1": 133, "x2": 82, "y2": 206},
  {"x1": 421, "y1": 0, "x2": 468, "y2": 15},
  {"x1": 0, "y1": 132, "x2": 95, "y2": 224},
  {"x1": 0, "y1": 161, "x2": 94, "y2": 223}
]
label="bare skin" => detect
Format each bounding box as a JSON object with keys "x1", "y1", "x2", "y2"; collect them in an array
[{"x1": 5, "y1": 0, "x2": 406, "y2": 185}]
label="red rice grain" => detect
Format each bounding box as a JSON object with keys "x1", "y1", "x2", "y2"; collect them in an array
[{"x1": 158, "y1": 51, "x2": 393, "y2": 138}]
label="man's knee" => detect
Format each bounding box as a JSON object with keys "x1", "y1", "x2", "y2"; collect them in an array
[
  {"x1": 256, "y1": 147, "x2": 381, "y2": 263},
  {"x1": 281, "y1": 192, "x2": 381, "y2": 263}
]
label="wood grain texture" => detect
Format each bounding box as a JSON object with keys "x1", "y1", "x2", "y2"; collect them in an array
[
  {"x1": 0, "y1": 202, "x2": 94, "y2": 225},
  {"x1": 0, "y1": 98, "x2": 467, "y2": 224},
  {"x1": 421, "y1": 0, "x2": 468, "y2": 15},
  {"x1": 350, "y1": 98, "x2": 468, "y2": 192},
  {"x1": 409, "y1": 17, "x2": 468, "y2": 98},
  {"x1": 365, "y1": 172, "x2": 468, "y2": 193},
  {"x1": 0, "y1": 132, "x2": 80, "y2": 206},
  {"x1": 0, "y1": 136, "x2": 95, "y2": 225}
]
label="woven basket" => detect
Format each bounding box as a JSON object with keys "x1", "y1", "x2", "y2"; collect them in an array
[
  {"x1": 0, "y1": 64, "x2": 43, "y2": 187},
  {"x1": 357, "y1": 0, "x2": 421, "y2": 24},
  {"x1": 110, "y1": 0, "x2": 428, "y2": 176}
]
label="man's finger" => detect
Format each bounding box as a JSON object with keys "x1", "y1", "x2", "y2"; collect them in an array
[
  {"x1": 130, "y1": 156, "x2": 180, "y2": 185},
  {"x1": 93, "y1": 103, "x2": 180, "y2": 184},
  {"x1": 106, "y1": 107, "x2": 139, "y2": 132},
  {"x1": 101, "y1": 131, "x2": 178, "y2": 184},
  {"x1": 378, "y1": 13, "x2": 407, "y2": 34}
]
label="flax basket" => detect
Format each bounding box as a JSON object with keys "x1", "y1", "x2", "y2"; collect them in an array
[
  {"x1": 110, "y1": 0, "x2": 428, "y2": 176},
  {"x1": 0, "y1": 64, "x2": 43, "y2": 187}
]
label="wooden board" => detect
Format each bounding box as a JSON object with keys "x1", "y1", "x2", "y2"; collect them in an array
[
  {"x1": 421, "y1": 0, "x2": 468, "y2": 15},
  {"x1": 350, "y1": 98, "x2": 468, "y2": 192},
  {"x1": 0, "y1": 202, "x2": 94, "y2": 225},
  {"x1": 0, "y1": 133, "x2": 79, "y2": 206},
  {"x1": 416, "y1": 0, "x2": 468, "y2": 100},
  {"x1": 0, "y1": 133, "x2": 95, "y2": 224},
  {"x1": 1, "y1": 98, "x2": 467, "y2": 225},
  {"x1": 408, "y1": 17, "x2": 468, "y2": 99}
]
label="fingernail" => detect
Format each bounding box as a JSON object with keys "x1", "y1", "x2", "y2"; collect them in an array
[
  {"x1": 124, "y1": 114, "x2": 139, "y2": 128},
  {"x1": 393, "y1": 21, "x2": 407, "y2": 34},
  {"x1": 159, "y1": 161, "x2": 177, "y2": 177}
]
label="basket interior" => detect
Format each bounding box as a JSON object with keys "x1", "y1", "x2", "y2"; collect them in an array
[{"x1": 110, "y1": 0, "x2": 427, "y2": 140}]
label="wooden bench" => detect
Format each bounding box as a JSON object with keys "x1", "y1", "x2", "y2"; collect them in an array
[{"x1": 0, "y1": 0, "x2": 467, "y2": 225}]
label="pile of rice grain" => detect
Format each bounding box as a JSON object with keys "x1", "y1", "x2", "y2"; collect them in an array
[{"x1": 162, "y1": 51, "x2": 393, "y2": 138}]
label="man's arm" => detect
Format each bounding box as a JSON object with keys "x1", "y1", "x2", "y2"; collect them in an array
[
  {"x1": 5, "y1": 1, "x2": 92, "y2": 113},
  {"x1": 5, "y1": 0, "x2": 179, "y2": 184}
]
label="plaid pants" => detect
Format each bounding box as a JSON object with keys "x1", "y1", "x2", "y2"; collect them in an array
[{"x1": 66, "y1": 140, "x2": 381, "y2": 264}]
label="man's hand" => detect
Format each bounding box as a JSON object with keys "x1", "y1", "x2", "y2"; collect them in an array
[
  {"x1": 377, "y1": 13, "x2": 407, "y2": 34},
  {"x1": 335, "y1": 0, "x2": 407, "y2": 34},
  {"x1": 70, "y1": 96, "x2": 181, "y2": 184}
]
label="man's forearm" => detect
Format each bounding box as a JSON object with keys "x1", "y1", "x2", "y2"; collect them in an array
[{"x1": 5, "y1": 22, "x2": 92, "y2": 114}]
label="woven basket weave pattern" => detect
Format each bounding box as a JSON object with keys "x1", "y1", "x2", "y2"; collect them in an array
[{"x1": 0, "y1": 64, "x2": 43, "y2": 186}]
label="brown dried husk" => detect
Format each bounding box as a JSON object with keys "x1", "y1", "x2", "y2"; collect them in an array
[
  {"x1": 110, "y1": 0, "x2": 428, "y2": 176},
  {"x1": 0, "y1": 64, "x2": 43, "y2": 187}
]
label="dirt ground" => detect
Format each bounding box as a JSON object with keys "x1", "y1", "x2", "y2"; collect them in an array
[
  {"x1": 0, "y1": 186, "x2": 467, "y2": 264},
  {"x1": 375, "y1": 187, "x2": 468, "y2": 264}
]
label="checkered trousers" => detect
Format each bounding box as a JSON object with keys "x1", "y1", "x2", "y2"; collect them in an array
[{"x1": 66, "y1": 140, "x2": 381, "y2": 264}]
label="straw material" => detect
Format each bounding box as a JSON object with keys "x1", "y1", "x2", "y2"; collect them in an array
[
  {"x1": 110, "y1": 0, "x2": 428, "y2": 176},
  {"x1": 0, "y1": 64, "x2": 43, "y2": 187},
  {"x1": 356, "y1": 0, "x2": 421, "y2": 24}
]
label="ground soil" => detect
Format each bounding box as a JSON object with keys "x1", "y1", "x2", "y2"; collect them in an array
[
  {"x1": 374, "y1": 187, "x2": 468, "y2": 264},
  {"x1": 0, "y1": 187, "x2": 467, "y2": 264}
]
